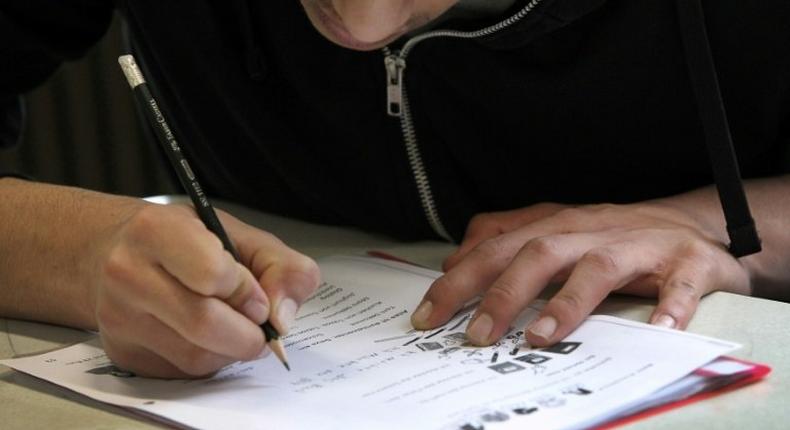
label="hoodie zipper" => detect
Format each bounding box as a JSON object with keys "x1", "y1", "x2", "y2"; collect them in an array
[{"x1": 383, "y1": 0, "x2": 543, "y2": 242}]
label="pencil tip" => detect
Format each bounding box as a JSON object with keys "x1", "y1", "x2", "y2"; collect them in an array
[{"x1": 268, "y1": 338, "x2": 291, "y2": 371}]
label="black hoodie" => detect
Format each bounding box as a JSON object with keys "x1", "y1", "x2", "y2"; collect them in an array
[{"x1": 1, "y1": 0, "x2": 789, "y2": 243}]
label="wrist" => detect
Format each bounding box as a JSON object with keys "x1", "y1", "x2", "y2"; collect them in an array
[{"x1": 647, "y1": 185, "x2": 730, "y2": 244}]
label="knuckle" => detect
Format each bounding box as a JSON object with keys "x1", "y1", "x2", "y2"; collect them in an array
[
  {"x1": 679, "y1": 239, "x2": 717, "y2": 262},
  {"x1": 202, "y1": 250, "x2": 229, "y2": 280},
  {"x1": 277, "y1": 256, "x2": 322, "y2": 299},
  {"x1": 292, "y1": 255, "x2": 321, "y2": 284},
  {"x1": 522, "y1": 236, "x2": 562, "y2": 262},
  {"x1": 663, "y1": 278, "x2": 700, "y2": 300},
  {"x1": 126, "y1": 205, "x2": 167, "y2": 240},
  {"x1": 188, "y1": 300, "x2": 221, "y2": 341},
  {"x1": 103, "y1": 248, "x2": 136, "y2": 285},
  {"x1": 191, "y1": 248, "x2": 231, "y2": 295},
  {"x1": 552, "y1": 207, "x2": 585, "y2": 230},
  {"x1": 554, "y1": 206, "x2": 585, "y2": 220},
  {"x1": 590, "y1": 203, "x2": 619, "y2": 214},
  {"x1": 485, "y1": 279, "x2": 525, "y2": 305},
  {"x1": 580, "y1": 248, "x2": 622, "y2": 278},
  {"x1": 470, "y1": 236, "x2": 510, "y2": 261},
  {"x1": 552, "y1": 290, "x2": 586, "y2": 315},
  {"x1": 676, "y1": 239, "x2": 721, "y2": 278}
]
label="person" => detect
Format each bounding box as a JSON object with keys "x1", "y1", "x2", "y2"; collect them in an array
[{"x1": 1, "y1": 0, "x2": 788, "y2": 378}]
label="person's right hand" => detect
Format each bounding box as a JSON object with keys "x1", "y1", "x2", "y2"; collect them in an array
[{"x1": 93, "y1": 203, "x2": 320, "y2": 378}]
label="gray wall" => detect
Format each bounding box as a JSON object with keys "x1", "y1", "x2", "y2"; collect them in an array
[{"x1": 0, "y1": 14, "x2": 176, "y2": 197}]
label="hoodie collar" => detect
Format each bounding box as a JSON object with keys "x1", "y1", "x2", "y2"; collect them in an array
[{"x1": 473, "y1": 0, "x2": 608, "y2": 49}]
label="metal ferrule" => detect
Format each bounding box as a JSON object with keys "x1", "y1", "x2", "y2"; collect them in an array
[{"x1": 118, "y1": 55, "x2": 147, "y2": 89}]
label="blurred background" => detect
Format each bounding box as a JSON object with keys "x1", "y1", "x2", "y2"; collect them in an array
[{"x1": 0, "y1": 14, "x2": 176, "y2": 197}]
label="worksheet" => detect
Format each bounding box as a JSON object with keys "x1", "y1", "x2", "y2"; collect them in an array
[{"x1": 1, "y1": 256, "x2": 740, "y2": 430}]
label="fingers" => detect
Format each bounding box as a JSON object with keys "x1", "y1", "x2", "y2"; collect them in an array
[
  {"x1": 102, "y1": 315, "x2": 272, "y2": 379},
  {"x1": 129, "y1": 206, "x2": 245, "y2": 298},
  {"x1": 415, "y1": 211, "x2": 599, "y2": 331},
  {"x1": 648, "y1": 241, "x2": 741, "y2": 330},
  {"x1": 443, "y1": 204, "x2": 567, "y2": 271},
  {"x1": 234, "y1": 224, "x2": 321, "y2": 335},
  {"x1": 413, "y1": 234, "x2": 525, "y2": 330},
  {"x1": 98, "y1": 203, "x2": 318, "y2": 378},
  {"x1": 222, "y1": 262, "x2": 269, "y2": 325},
  {"x1": 103, "y1": 255, "x2": 267, "y2": 362},
  {"x1": 422, "y1": 202, "x2": 748, "y2": 354},
  {"x1": 467, "y1": 234, "x2": 605, "y2": 345},
  {"x1": 102, "y1": 337, "x2": 196, "y2": 379},
  {"x1": 427, "y1": 206, "x2": 605, "y2": 324},
  {"x1": 102, "y1": 316, "x2": 233, "y2": 379},
  {"x1": 123, "y1": 205, "x2": 269, "y2": 324},
  {"x1": 524, "y1": 240, "x2": 664, "y2": 346}
]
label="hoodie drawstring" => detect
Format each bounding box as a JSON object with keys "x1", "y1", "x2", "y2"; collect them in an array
[{"x1": 675, "y1": 0, "x2": 761, "y2": 257}]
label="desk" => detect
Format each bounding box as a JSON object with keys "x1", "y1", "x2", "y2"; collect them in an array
[{"x1": 2, "y1": 198, "x2": 790, "y2": 429}]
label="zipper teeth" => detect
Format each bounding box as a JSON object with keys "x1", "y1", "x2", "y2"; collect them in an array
[
  {"x1": 399, "y1": 84, "x2": 454, "y2": 242},
  {"x1": 400, "y1": 0, "x2": 543, "y2": 57},
  {"x1": 387, "y1": 0, "x2": 543, "y2": 242}
]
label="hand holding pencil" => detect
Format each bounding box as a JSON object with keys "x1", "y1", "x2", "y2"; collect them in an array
[{"x1": 80, "y1": 55, "x2": 321, "y2": 378}]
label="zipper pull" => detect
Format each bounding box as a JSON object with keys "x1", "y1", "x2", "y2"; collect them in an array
[{"x1": 385, "y1": 54, "x2": 406, "y2": 117}]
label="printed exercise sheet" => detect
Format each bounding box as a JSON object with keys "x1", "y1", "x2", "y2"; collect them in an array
[{"x1": 1, "y1": 256, "x2": 740, "y2": 430}]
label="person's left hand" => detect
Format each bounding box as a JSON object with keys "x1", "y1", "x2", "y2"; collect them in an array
[{"x1": 410, "y1": 201, "x2": 752, "y2": 347}]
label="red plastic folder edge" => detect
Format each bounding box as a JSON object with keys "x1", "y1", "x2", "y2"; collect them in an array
[{"x1": 597, "y1": 357, "x2": 771, "y2": 429}]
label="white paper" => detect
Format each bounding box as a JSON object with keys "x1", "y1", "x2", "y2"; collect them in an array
[{"x1": 1, "y1": 255, "x2": 740, "y2": 430}]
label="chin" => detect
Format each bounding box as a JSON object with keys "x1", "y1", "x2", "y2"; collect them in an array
[{"x1": 300, "y1": 0, "x2": 406, "y2": 51}]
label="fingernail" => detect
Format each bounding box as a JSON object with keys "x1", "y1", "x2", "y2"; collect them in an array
[
  {"x1": 528, "y1": 316, "x2": 557, "y2": 341},
  {"x1": 411, "y1": 301, "x2": 433, "y2": 327},
  {"x1": 652, "y1": 314, "x2": 676, "y2": 329},
  {"x1": 466, "y1": 313, "x2": 494, "y2": 344},
  {"x1": 276, "y1": 298, "x2": 298, "y2": 334},
  {"x1": 241, "y1": 297, "x2": 269, "y2": 324}
]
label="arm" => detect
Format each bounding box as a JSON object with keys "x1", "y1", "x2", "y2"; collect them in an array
[
  {"x1": 0, "y1": 178, "x2": 320, "y2": 377},
  {"x1": 410, "y1": 175, "x2": 790, "y2": 347}
]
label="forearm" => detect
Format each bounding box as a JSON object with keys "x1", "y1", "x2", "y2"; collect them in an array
[
  {"x1": 0, "y1": 178, "x2": 142, "y2": 329},
  {"x1": 654, "y1": 175, "x2": 790, "y2": 300}
]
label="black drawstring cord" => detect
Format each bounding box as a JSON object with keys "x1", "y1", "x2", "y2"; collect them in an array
[{"x1": 675, "y1": 0, "x2": 762, "y2": 257}]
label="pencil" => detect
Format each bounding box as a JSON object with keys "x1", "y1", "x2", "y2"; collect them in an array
[{"x1": 118, "y1": 55, "x2": 290, "y2": 371}]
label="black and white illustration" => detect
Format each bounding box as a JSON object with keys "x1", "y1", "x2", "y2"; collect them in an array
[
  {"x1": 509, "y1": 403, "x2": 539, "y2": 416},
  {"x1": 85, "y1": 364, "x2": 136, "y2": 378},
  {"x1": 542, "y1": 342, "x2": 582, "y2": 355},
  {"x1": 416, "y1": 342, "x2": 444, "y2": 352},
  {"x1": 479, "y1": 410, "x2": 509, "y2": 423},
  {"x1": 515, "y1": 353, "x2": 552, "y2": 365},
  {"x1": 488, "y1": 361, "x2": 525, "y2": 375}
]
